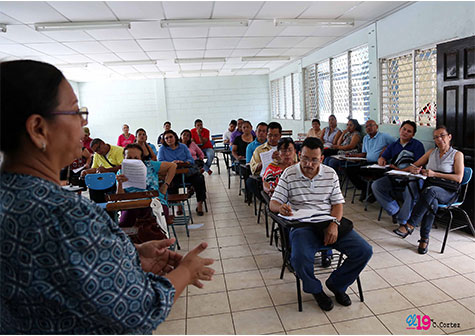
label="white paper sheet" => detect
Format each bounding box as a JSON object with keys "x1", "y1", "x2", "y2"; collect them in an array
[
  {"x1": 122, "y1": 159, "x2": 147, "y2": 189},
  {"x1": 386, "y1": 169, "x2": 427, "y2": 180},
  {"x1": 278, "y1": 208, "x2": 335, "y2": 223},
  {"x1": 72, "y1": 165, "x2": 85, "y2": 173},
  {"x1": 362, "y1": 164, "x2": 390, "y2": 169},
  {"x1": 259, "y1": 148, "x2": 277, "y2": 177}
]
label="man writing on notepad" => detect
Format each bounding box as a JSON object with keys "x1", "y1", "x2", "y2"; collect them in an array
[{"x1": 269, "y1": 137, "x2": 372, "y2": 312}]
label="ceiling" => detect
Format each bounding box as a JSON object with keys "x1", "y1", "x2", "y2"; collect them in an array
[{"x1": 0, "y1": 1, "x2": 408, "y2": 82}]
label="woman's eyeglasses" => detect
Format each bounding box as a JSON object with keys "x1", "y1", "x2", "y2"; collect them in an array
[
  {"x1": 433, "y1": 133, "x2": 448, "y2": 140},
  {"x1": 51, "y1": 107, "x2": 88, "y2": 124}
]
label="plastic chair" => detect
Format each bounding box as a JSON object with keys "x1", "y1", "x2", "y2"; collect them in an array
[
  {"x1": 85, "y1": 172, "x2": 117, "y2": 206},
  {"x1": 437, "y1": 167, "x2": 474, "y2": 253}
]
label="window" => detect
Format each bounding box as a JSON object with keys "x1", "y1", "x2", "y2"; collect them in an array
[
  {"x1": 303, "y1": 45, "x2": 369, "y2": 123},
  {"x1": 270, "y1": 72, "x2": 301, "y2": 120},
  {"x1": 381, "y1": 47, "x2": 437, "y2": 127}
]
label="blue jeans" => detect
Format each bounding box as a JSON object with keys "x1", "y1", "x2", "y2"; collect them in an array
[
  {"x1": 372, "y1": 176, "x2": 421, "y2": 225},
  {"x1": 202, "y1": 148, "x2": 215, "y2": 172},
  {"x1": 290, "y1": 227, "x2": 372, "y2": 294},
  {"x1": 408, "y1": 186, "x2": 456, "y2": 239},
  {"x1": 324, "y1": 157, "x2": 341, "y2": 171}
]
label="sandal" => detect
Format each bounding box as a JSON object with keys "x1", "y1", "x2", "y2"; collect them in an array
[
  {"x1": 418, "y1": 238, "x2": 429, "y2": 254},
  {"x1": 393, "y1": 224, "x2": 413, "y2": 239}
]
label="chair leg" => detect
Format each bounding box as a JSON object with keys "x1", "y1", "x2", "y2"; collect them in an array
[
  {"x1": 168, "y1": 223, "x2": 181, "y2": 250},
  {"x1": 377, "y1": 206, "x2": 383, "y2": 221},
  {"x1": 296, "y1": 277, "x2": 303, "y2": 312},
  {"x1": 364, "y1": 181, "x2": 371, "y2": 211},
  {"x1": 216, "y1": 157, "x2": 220, "y2": 174},
  {"x1": 204, "y1": 199, "x2": 208, "y2": 212},
  {"x1": 265, "y1": 207, "x2": 269, "y2": 238},
  {"x1": 257, "y1": 200, "x2": 262, "y2": 224},
  {"x1": 441, "y1": 210, "x2": 454, "y2": 254},
  {"x1": 351, "y1": 185, "x2": 357, "y2": 204},
  {"x1": 186, "y1": 199, "x2": 193, "y2": 224},
  {"x1": 227, "y1": 167, "x2": 231, "y2": 189},
  {"x1": 356, "y1": 276, "x2": 364, "y2": 302},
  {"x1": 254, "y1": 194, "x2": 257, "y2": 216},
  {"x1": 270, "y1": 220, "x2": 276, "y2": 245}
]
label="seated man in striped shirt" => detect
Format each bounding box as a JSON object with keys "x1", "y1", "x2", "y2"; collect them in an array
[{"x1": 269, "y1": 137, "x2": 372, "y2": 312}]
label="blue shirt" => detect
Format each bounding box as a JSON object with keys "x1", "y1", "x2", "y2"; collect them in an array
[
  {"x1": 382, "y1": 138, "x2": 425, "y2": 168},
  {"x1": 158, "y1": 143, "x2": 194, "y2": 164},
  {"x1": 246, "y1": 138, "x2": 266, "y2": 163},
  {"x1": 362, "y1": 132, "x2": 396, "y2": 163},
  {"x1": 0, "y1": 172, "x2": 175, "y2": 334},
  {"x1": 148, "y1": 143, "x2": 158, "y2": 156}
]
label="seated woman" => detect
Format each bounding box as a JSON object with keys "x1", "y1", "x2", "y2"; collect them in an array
[
  {"x1": 135, "y1": 128, "x2": 157, "y2": 161},
  {"x1": 181, "y1": 129, "x2": 205, "y2": 170},
  {"x1": 0, "y1": 59, "x2": 214, "y2": 333},
  {"x1": 262, "y1": 137, "x2": 298, "y2": 195},
  {"x1": 324, "y1": 119, "x2": 362, "y2": 171},
  {"x1": 307, "y1": 118, "x2": 323, "y2": 139},
  {"x1": 116, "y1": 143, "x2": 177, "y2": 228},
  {"x1": 117, "y1": 123, "x2": 135, "y2": 147},
  {"x1": 320, "y1": 114, "x2": 342, "y2": 151},
  {"x1": 393, "y1": 126, "x2": 464, "y2": 254},
  {"x1": 158, "y1": 130, "x2": 207, "y2": 216},
  {"x1": 232, "y1": 120, "x2": 255, "y2": 162}
]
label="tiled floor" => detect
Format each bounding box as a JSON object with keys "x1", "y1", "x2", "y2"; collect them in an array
[{"x1": 154, "y1": 163, "x2": 475, "y2": 335}]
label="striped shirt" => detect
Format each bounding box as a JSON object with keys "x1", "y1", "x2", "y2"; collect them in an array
[{"x1": 271, "y1": 163, "x2": 345, "y2": 214}]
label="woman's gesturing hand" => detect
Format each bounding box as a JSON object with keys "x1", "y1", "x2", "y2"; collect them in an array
[{"x1": 180, "y1": 242, "x2": 215, "y2": 288}]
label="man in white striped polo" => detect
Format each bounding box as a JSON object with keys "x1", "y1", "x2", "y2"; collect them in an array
[{"x1": 269, "y1": 137, "x2": 372, "y2": 312}]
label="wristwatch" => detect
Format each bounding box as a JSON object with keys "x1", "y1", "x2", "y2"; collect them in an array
[{"x1": 332, "y1": 219, "x2": 341, "y2": 226}]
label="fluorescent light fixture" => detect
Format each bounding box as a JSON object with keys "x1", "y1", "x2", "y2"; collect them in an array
[
  {"x1": 274, "y1": 18, "x2": 354, "y2": 27},
  {"x1": 104, "y1": 60, "x2": 157, "y2": 66},
  {"x1": 175, "y1": 57, "x2": 226, "y2": 64},
  {"x1": 241, "y1": 56, "x2": 290, "y2": 62},
  {"x1": 57, "y1": 63, "x2": 89, "y2": 69},
  {"x1": 0, "y1": 24, "x2": 6, "y2": 33},
  {"x1": 161, "y1": 19, "x2": 248, "y2": 28},
  {"x1": 180, "y1": 70, "x2": 219, "y2": 75},
  {"x1": 35, "y1": 21, "x2": 131, "y2": 32},
  {"x1": 231, "y1": 68, "x2": 270, "y2": 72}
]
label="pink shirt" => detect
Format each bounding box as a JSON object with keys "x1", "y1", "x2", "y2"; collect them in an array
[
  {"x1": 187, "y1": 141, "x2": 205, "y2": 160},
  {"x1": 117, "y1": 134, "x2": 135, "y2": 147}
]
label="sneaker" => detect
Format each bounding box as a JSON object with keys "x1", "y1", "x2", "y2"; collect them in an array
[
  {"x1": 312, "y1": 292, "x2": 334, "y2": 311},
  {"x1": 325, "y1": 280, "x2": 351, "y2": 306}
]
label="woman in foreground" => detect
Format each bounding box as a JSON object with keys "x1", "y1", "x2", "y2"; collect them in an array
[{"x1": 0, "y1": 60, "x2": 214, "y2": 333}]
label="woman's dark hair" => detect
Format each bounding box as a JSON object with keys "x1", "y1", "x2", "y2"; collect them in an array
[
  {"x1": 401, "y1": 120, "x2": 417, "y2": 134},
  {"x1": 242, "y1": 120, "x2": 252, "y2": 128},
  {"x1": 434, "y1": 125, "x2": 449, "y2": 133},
  {"x1": 135, "y1": 128, "x2": 146, "y2": 138},
  {"x1": 302, "y1": 137, "x2": 324, "y2": 151},
  {"x1": 124, "y1": 143, "x2": 144, "y2": 159},
  {"x1": 180, "y1": 129, "x2": 192, "y2": 146},
  {"x1": 1, "y1": 60, "x2": 65, "y2": 155},
  {"x1": 194, "y1": 119, "x2": 203, "y2": 126},
  {"x1": 329, "y1": 114, "x2": 337, "y2": 121},
  {"x1": 348, "y1": 118, "x2": 362, "y2": 133},
  {"x1": 162, "y1": 130, "x2": 179, "y2": 147},
  {"x1": 311, "y1": 119, "x2": 320, "y2": 125},
  {"x1": 164, "y1": 121, "x2": 171, "y2": 126},
  {"x1": 277, "y1": 137, "x2": 295, "y2": 151}
]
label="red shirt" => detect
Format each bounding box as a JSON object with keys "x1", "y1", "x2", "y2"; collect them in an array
[
  {"x1": 191, "y1": 127, "x2": 213, "y2": 149},
  {"x1": 117, "y1": 134, "x2": 135, "y2": 147},
  {"x1": 82, "y1": 136, "x2": 93, "y2": 153}
]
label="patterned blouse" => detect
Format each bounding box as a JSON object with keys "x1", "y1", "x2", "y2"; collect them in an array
[
  {"x1": 0, "y1": 172, "x2": 175, "y2": 334},
  {"x1": 263, "y1": 163, "x2": 284, "y2": 190}
]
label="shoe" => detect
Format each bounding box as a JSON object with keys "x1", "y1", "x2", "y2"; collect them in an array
[
  {"x1": 321, "y1": 255, "x2": 333, "y2": 268},
  {"x1": 313, "y1": 292, "x2": 334, "y2": 311},
  {"x1": 196, "y1": 207, "x2": 204, "y2": 216},
  {"x1": 418, "y1": 238, "x2": 429, "y2": 254},
  {"x1": 393, "y1": 225, "x2": 412, "y2": 239},
  {"x1": 391, "y1": 214, "x2": 398, "y2": 224},
  {"x1": 176, "y1": 209, "x2": 183, "y2": 216},
  {"x1": 207, "y1": 169, "x2": 213, "y2": 175},
  {"x1": 326, "y1": 280, "x2": 352, "y2": 306}
]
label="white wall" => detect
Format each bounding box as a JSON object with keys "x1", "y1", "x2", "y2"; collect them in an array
[
  {"x1": 269, "y1": 1, "x2": 475, "y2": 150},
  {"x1": 77, "y1": 75, "x2": 269, "y2": 146}
]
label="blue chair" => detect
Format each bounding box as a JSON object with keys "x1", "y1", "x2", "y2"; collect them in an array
[
  {"x1": 85, "y1": 172, "x2": 116, "y2": 206},
  {"x1": 438, "y1": 167, "x2": 474, "y2": 254}
]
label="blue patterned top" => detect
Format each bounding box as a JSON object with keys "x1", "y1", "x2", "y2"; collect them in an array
[
  {"x1": 122, "y1": 160, "x2": 162, "y2": 193},
  {"x1": 0, "y1": 172, "x2": 175, "y2": 334}
]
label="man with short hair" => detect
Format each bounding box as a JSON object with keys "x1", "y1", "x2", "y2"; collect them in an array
[
  {"x1": 157, "y1": 121, "x2": 171, "y2": 145},
  {"x1": 249, "y1": 121, "x2": 282, "y2": 175},
  {"x1": 372, "y1": 120, "x2": 425, "y2": 226},
  {"x1": 81, "y1": 138, "x2": 124, "y2": 176},
  {"x1": 191, "y1": 119, "x2": 214, "y2": 175},
  {"x1": 223, "y1": 120, "x2": 237, "y2": 145},
  {"x1": 269, "y1": 137, "x2": 372, "y2": 312},
  {"x1": 246, "y1": 122, "x2": 268, "y2": 163},
  {"x1": 346, "y1": 120, "x2": 395, "y2": 200}
]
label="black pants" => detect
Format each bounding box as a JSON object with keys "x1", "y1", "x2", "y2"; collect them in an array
[{"x1": 169, "y1": 173, "x2": 207, "y2": 202}]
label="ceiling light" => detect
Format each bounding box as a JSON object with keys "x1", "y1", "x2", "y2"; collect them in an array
[
  {"x1": 104, "y1": 60, "x2": 157, "y2": 66},
  {"x1": 0, "y1": 24, "x2": 6, "y2": 33},
  {"x1": 180, "y1": 70, "x2": 219, "y2": 75},
  {"x1": 241, "y1": 56, "x2": 290, "y2": 62},
  {"x1": 231, "y1": 68, "x2": 270, "y2": 72},
  {"x1": 161, "y1": 19, "x2": 248, "y2": 28},
  {"x1": 57, "y1": 63, "x2": 89, "y2": 69},
  {"x1": 274, "y1": 19, "x2": 354, "y2": 27},
  {"x1": 35, "y1": 21, "x2": 131, "y2": 32},
  {"x1": 175, "y1": 57, "x2": 226, "y2": 64}
]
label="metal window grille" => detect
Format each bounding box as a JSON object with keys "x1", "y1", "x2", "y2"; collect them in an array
[
  {"x1": 284, "y1": 74, "x2": 293, "y2": 119},
  {"x1": 332, "y1": 53, "x2": 349, "y2": 122},
  {"x1": 318, "y1": 60, "x2": 331, "y2": 121},
  {"x1": 292, "y1": 73, "x2": 301, "y2": 120},
  {"x1": 415, "y1": 48, "x2": 437, "y2": 127},
  {"x1": 381, "y1": 53, "x2": 414, "y2": 125},
  {"x1": 278, "y1": 77, "x2": 285, "y2": 119},
  {"x1": 304, "y1": 64, "x2": 317, "y2": 120},
  {"x1": 350, "y1": 46, "x2": 370, "y2": 123},
  {"x1": 270, "y1": 79, "x2": 279, "y2": 119}
]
